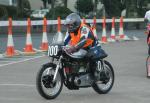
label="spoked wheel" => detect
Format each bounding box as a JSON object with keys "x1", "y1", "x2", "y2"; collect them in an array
[
  {"x1": 36, "y1": 63, "x2": 63, "y2": 99},
  {"x1": 92, "y1": 60, "x2": 114, "y2": 94},
  {"x1": 146, "y1": 56, "x2": 150, "y2": 78}
]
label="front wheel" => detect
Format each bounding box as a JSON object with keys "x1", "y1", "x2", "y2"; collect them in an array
[
  {"x1": 92, "y1": 60, "x2": 114, "y2": 94},
  {"x1": 36, "y1": 63, "x2": 63, "y2": 99}
]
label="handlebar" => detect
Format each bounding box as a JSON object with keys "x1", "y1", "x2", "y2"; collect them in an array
[{"x1": 62, "y1": 46, "x2": 73, "y2": 57}]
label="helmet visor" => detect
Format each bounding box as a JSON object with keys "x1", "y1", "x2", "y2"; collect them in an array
[{"x1": 64, "y1": 18, "x2": 75, "y2": 25}]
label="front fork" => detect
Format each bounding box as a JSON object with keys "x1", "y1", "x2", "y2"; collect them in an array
[
  {"x1": 52, "y1": 56, "x2": 62, "y2": 82},
  {"x1": 97, "y1": 60, "x2": 105, "y2": 72},
  {"x1": 96, "y1": 60, "x2": 109, "y2": 80}
]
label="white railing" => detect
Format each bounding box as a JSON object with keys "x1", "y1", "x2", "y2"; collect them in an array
[{"x1": 0, "y1": 18, "x2": 144, "y2": 26}]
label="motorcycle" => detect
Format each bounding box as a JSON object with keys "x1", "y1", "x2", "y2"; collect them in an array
[{"x1": 36, "y1": 43, "x2": 115, "y2": 99}]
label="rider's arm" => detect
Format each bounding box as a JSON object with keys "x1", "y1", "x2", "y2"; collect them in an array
[
  {"x1": 75, "y1": 26, "x2": 91, "y2": 50},
  {"x1": 64, "y1": 31, "x2": 71, "y2": 46}
]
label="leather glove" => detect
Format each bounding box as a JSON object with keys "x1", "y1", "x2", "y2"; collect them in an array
[{"x1": 66, "y1": 46, "x2": 77, "y2": 54}]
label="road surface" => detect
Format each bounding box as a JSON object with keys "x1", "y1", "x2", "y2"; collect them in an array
[{"x1": 0, "y1": 30, "x2": 149, "y2": 103}]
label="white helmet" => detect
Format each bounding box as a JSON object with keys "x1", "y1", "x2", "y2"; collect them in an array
[{"x1": 64, "y1": 13, "x2": 81, "y2": 33}]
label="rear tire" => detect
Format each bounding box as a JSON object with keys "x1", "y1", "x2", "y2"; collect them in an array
[
  {"x1": 92, "y1": 60, "x2": 114, "y2": 94},
  {"x1": 36, "y1": 63, "x2": 63, "y2": 99}
]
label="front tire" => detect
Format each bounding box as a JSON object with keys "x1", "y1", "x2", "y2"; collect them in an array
[
  {"x1": 36, "y1": 63, "x2": 63, "y2": 99},
  {"x1": 92, "y1": 60, "x2": 114, "y2": 94}
]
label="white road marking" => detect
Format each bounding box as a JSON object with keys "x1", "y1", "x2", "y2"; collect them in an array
[
  {"x1": 0, "y1": 83, "x2": 35, "y2": 87},
  {"x1": 0, "y1": 55, "x2": 45, "y2": 67}
]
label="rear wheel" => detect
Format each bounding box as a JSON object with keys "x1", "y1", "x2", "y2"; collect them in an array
[
  {"x1": 146, "y1": 56, "x2": 150, "y2": 78},
  {"x1": 92, "y1": 60, "x2": 114, "y2": 94},
  {"x1": 36, "y1": 63, "x2": 63, "y2": 99}
]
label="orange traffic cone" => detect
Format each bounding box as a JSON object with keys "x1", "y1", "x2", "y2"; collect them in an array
[
  {"x1": 5, "y1": 18, "x2": 17, "y2": 57},
  {"x1": 52, "y1": 16, "x2": 64, "y2": 44},
  {"x1": 82, "y1": 17, "x2": 86, "y2": 24},
  {"x1": 24, "y1": 18, "x2": 35, "y2": 54},
  {"x1": 118, "y1": 17, "x2": 130, "y2": 41},
  {"x1": 119, "y1": 17, "x2": 124, "y2": 39},
  {"x1": 92, "y1": 16, "x2": 98, "y2": 39},
  {"x1": 101, "y1": 17, "x2": 107, "y2": 43},
  {"x1": 58, "y1": 16, "x2": 61, "y2": 33},
  {"x1": 110, "y1": 17, "x2": 116, "y2": 42},
  {"x1": 40, "y1": 17, "x2": 48, "y2": 51}
]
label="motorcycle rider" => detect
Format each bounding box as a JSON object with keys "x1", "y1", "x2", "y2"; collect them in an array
[
  {"x1": 64, "y1": 13, "x2": 99, "y2": 78},
  {"x1": 64, "y1": 13, "x2": 98, "y2": 54},
  {"x1": 144, "y1": 9, "x2": 150, "y2": 55}
]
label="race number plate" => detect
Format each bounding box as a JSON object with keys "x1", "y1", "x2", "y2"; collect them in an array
[
  {"x1": 97, "y1": 61, "x2": 102, "y2": 72},
  {"x1": 48, "y1": 45, "x2": 58, "y2": 56}
]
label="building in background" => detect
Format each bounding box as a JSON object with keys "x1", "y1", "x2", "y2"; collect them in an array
[
  {"x1": 28, "y1": 0, "x2": 43, "y2": 10},
  {"x1": 0, "y1": 0, "x2": 31, "y2": 19},
  {"x1": 0, "y1": 0, "x2": 102, "y2": 16},
  {"x1": 67, "y1": 0, "x2": 76, "y2": 12},
  {"x1": 28, "y1": 0, "x2": 76, "y2": 11},
  {"x1": 0, "y1": 0, "x2": 17, "y2": 19},
  {"x1": 28, "y1": 0, "x2": 66, "y2": 10},
  {"x1": 0, "y1": 0, "x2": 17, "y2": 6},
  {"x1": 1, "y1": 0, "x2": 149, "y2": 19}
]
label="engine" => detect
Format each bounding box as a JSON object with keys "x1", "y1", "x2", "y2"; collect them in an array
[
  {"x1": 64, "y1": 61, "x2": 93, "y2": 89},
  {"x1": 64, "y1": 61, "x2": 88, "y2": 74}
]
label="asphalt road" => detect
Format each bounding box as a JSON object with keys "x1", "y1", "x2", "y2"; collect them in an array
[
  {"x1": 0, "y1": 33, "x2": 150, "y2": 103},
  {"x1": 0, "y1": 29, "x2": 145, "y2": 53}
]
